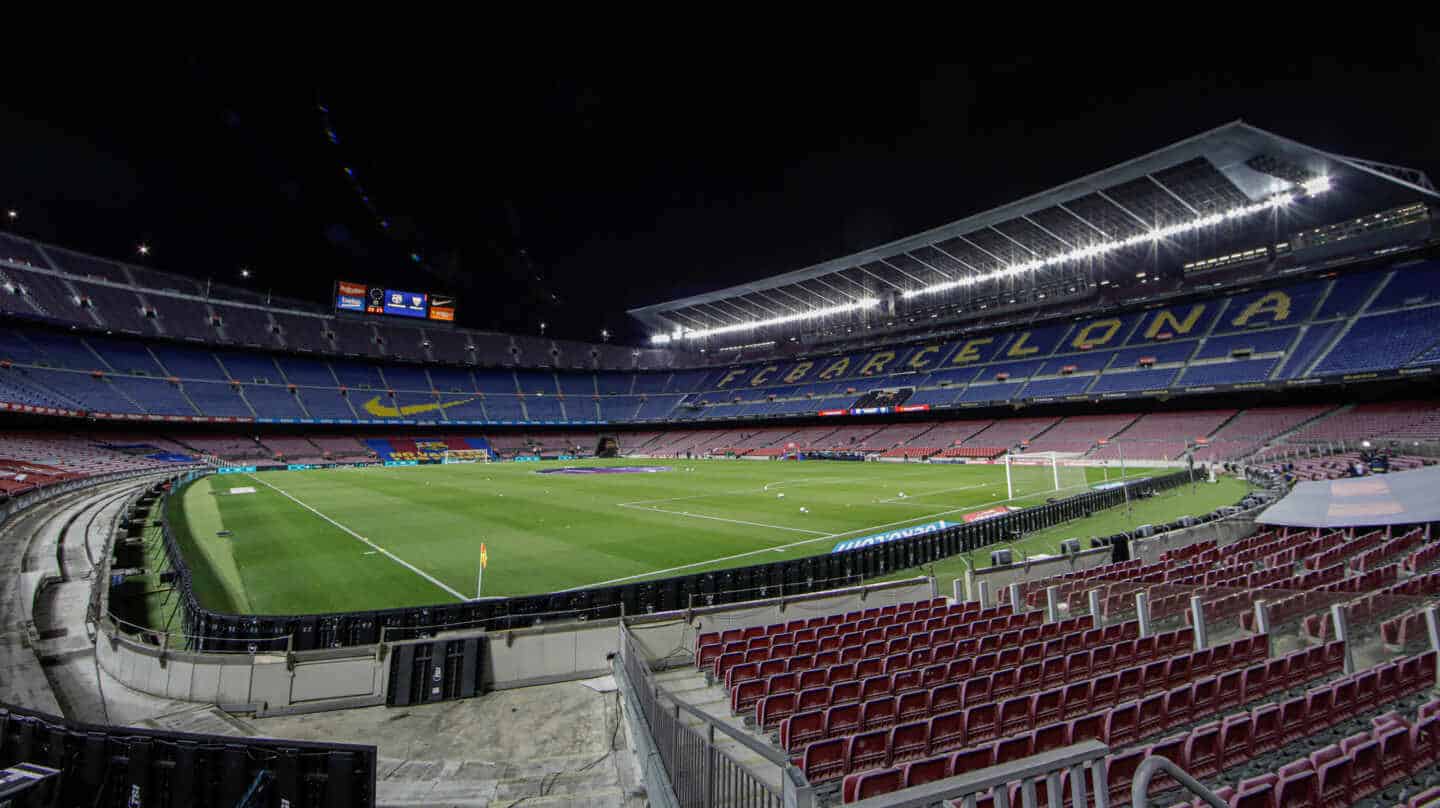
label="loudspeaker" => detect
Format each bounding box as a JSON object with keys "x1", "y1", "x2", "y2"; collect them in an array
[
  {"x1": 990, "y1": 549, "x2": 1013, "y2": 566},
  {"x1": 1134, "y1": 524, "x2": 1155, "y2": 538},
  {"x1": 1060, "y1": 538, "x2": 1081, "y2": 555}
]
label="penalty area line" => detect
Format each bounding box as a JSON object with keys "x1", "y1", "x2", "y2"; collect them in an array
[
  {"x1": 617, "y1": 502, "x2": 831, "y2": 535},
  {"x1": 244, "y1": 474, "x2": 469, "y2": 602},
  {"x1": 877, "y1": 483, "x2": 987, "y2": 503}
]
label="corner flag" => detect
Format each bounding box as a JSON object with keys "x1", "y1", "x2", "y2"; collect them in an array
[{"x1": 476, "y1": 542, "x2": 489, "y2": 599}]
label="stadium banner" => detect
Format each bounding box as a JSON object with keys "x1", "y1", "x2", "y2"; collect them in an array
[
  {"x1": 831, "y1": 520, "x2": 957, "y2": 553},
  {"x1": 427, "y1": 294, "x2": 457, "y2": 322},
  {"x1": 216, "y1": 466, "x2": 257, "y2": 474},
  {"x1": 334, "y1": 279, "x2": 367, "y2": 312},
  {"x1": 962, "y1": 506, "x2": 1017, "y2": 523},
  {"x1": 895, "y1": 404, "x2": 931, "y2": 413}
]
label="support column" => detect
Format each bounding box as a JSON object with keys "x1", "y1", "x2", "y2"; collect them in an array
[
  {"x1": 1135, "y1": 591, "x2": 1152, "y2": 638},
  {"x1": 1189, "y1": 595, "x2": 1208, "y2": 651},
  {"x1": 976, "y1": 579, "x2": 991, "y2": 608},
  {"x1": 1330, "y1": 602, "x2": 1354, "y2": 675},
  {"x1": 1088, "y1": 589, "x2": 1104, "y2": 628},
  {"x1": 1252, "y1": 600, "x2": 1273, "y2": 658},
  {"x1": 1425, "y1": 606, "x2": 1440, "y2": 688},
  {"x1": 1045, "y1": 585, "x2": 1061, "y2": 624},
  {"x1": 1009, "y1": 583, "x2": 1025, "y2": 615}
]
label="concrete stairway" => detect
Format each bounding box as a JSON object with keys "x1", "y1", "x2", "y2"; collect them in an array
[{"x1": 653, "y1": 665, "x2": 788, "y2": 794}]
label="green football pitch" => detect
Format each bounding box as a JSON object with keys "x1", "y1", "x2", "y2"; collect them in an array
[{"x1": 166, "y1": 458, "x2": 1238, "y2": 616}]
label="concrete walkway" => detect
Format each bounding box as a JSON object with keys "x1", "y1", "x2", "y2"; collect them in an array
[{"x1": 251, "y1": 679, "x2": 646, "y2": 807}]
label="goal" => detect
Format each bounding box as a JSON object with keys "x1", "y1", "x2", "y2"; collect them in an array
[
  {"x1": 441, "y1": 448, "x2": 492, "y2": 465},
  {"x1": 1002, "y1": 451, "x2": 1090, "y2": 500}
]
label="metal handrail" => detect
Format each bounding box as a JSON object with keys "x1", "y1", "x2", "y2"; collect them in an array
[
  {"x1": 619, "y1": 621, "x2": 787, "y2": 766},
  {"x1": 846, "y1": 739, "x2": 1110, "y2": 807},
  {"x1": 661, "y1": 680, "x2": 788, "y2": 766},
  {"x1": 1131, "y1": 756, "x2": 1227, "y2": 808},
  {"x1": 617, "y1": 621, "x2": 786, "y2": 807}
]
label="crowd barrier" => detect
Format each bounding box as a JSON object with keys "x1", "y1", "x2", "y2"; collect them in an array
[{"x1": 150, "y1": 468, "x2": 1199, "y2": 652}]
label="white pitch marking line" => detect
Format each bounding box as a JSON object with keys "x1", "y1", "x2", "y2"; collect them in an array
[
  {"x1": 245, "y1": 474, "x2": 468, "y2": 602},
  {"x1": 617, "y1": 503, "x2": 831, "y2": 535},
  {"x1": 878, "y1": 483, "x2": 987, "y2": 503},
  {"x1": 618, "y1": 492, "x2": 727, "y2": 507},
  {"x1": 577, "y1": 479, "x2": 1104, "y2": 590},
  {"x1": 618, "y1": 476, "x2": 827, "y2": 508},
  {"x1": 761, "y1": 478, "x2": 825, "y2": 492}
]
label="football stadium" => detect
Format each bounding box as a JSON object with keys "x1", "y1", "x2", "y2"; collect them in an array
[{"x1": 4, "y1": 94, "x2": 1440, "y2": 807}]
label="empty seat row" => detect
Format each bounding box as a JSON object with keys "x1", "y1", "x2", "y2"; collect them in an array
[
  {"x1": 1128, "y1": 652, "x2": 1437, "y2": 808},
  {"x1": 713, "y1": 614, "x2": 1092, "y2": 684},
  {"x1": 757, "y1": 625, "x2": 1189, "y2": 736},
  {"x1": 709, "y1": 612, "x2": 1040, "y2": 678},
  {"x1": 799, "y1": 634, "x2": 1275, "y2": 781},
  {"x1": 696, "y1": 598, "x2": 989, "y2": 669}
]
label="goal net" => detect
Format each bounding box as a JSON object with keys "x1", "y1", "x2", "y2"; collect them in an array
[
  {"x1": 1002, "y1": 452, "x2": 1091, "y2": 500},
  {"x1": 441, "y1": 449, "x2": 491, "y2": 465}
]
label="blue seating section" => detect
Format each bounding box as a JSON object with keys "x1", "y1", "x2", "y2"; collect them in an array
[
  {"x1": 110, "y1": 376, "x2": 195, "y2": 414},
  {"x1": 1276, "y1": 324, "x2": 1335, "y2": 379},
  {"x1": 1020, "y1": 376, "x2": 1095, "y2": 398},
  {"x1": 1312, "y1": 308, "x2": 1440, "y2": 375},
  {"x1": 0, "y1": 259, "x2": 1437, "y2": 423},
  {"x1": 1178, "y1": 359, "x2": 1278, "y2": 386},
  {"x1": 1089, "y1": 368, "x2": 1178, "y2": 393},
  {"x1": 1193, "y1": 329, "x2": 1296, "y2": 360},
  {"x1": 1369, "y1": 261, "x2": 1440, "y2": 309}
]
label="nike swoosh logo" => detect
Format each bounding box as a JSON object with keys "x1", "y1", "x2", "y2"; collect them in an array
[{"x1": 362, "y1": 395, "x2": 478, "y2": 417}]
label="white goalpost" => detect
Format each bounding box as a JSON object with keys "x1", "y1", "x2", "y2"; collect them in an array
[
  {"x1": 1002, "y1": 451, "x2": 1089, "y2": 500},
  {"x1": 441, "y1": 448, "x2": 492, "y2": 465}
]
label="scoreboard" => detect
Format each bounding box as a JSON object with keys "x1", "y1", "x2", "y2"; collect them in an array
[{"x1": 335, "y1": 281, "x2": 456, "y2": 323}]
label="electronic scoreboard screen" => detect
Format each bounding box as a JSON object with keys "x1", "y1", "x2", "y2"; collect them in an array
[
  {"x1": 334, "y1": 281, "x2": 457, "y2": 323},
  {"x1": 335, "y1": 280, "x2": 367, "y2": 313},
  {"x1": 381, "y1": 289, "x2": 428, "y2": 318}
]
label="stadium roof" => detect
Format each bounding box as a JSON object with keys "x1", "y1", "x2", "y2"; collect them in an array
[{"x1": 629, "y1": 121, "x2": 1438, "y2": 342}]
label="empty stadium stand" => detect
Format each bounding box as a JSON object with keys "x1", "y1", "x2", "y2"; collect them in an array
[
  {"x1": 658, "y1": 505, "x2": 1440, "y2": 806},
  {"x1": 4, "y1": 248, "x2": 1440, "y2": 430}
]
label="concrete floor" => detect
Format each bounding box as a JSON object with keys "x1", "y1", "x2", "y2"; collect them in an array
[{"x1": 250, "y1": 678, "x2": 646, "y2": 807}]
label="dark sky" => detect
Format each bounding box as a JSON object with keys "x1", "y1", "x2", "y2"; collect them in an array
[{"x1": 2, "y1": 32, "x2": 1436, "y2": 344}]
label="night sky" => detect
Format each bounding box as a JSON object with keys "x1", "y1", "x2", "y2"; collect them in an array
[{"x1": 2, "y1": 33, "x2": 1436, "y2": 344}]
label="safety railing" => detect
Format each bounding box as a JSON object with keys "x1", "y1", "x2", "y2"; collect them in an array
[
  {"x1": 618, "y1": 620, "x2": 790, "y2": 808},
  {"x1": 1132, "y1": 756, "x2": 1227, "y2": 808},
  {"x1": 845, "y1": 739, "x2": 1111, "y2": 807}
]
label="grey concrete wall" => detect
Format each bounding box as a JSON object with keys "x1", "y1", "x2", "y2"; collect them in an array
[
  {"x1": 96, "y1": 577, "x2": 936, "y2": 713},
  {"x1": 485, "y1": 577, "x2": 935, "y2": 685},
  {"x1": 1130, "y1": 512, "x2": 1260, "y2": 564},
  {"x1": 96, "y1": 630, "x2": 385, "y2": 715},
  {"x1": 966, "y1": 548, "x2": 1114, "y2": 604}
]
